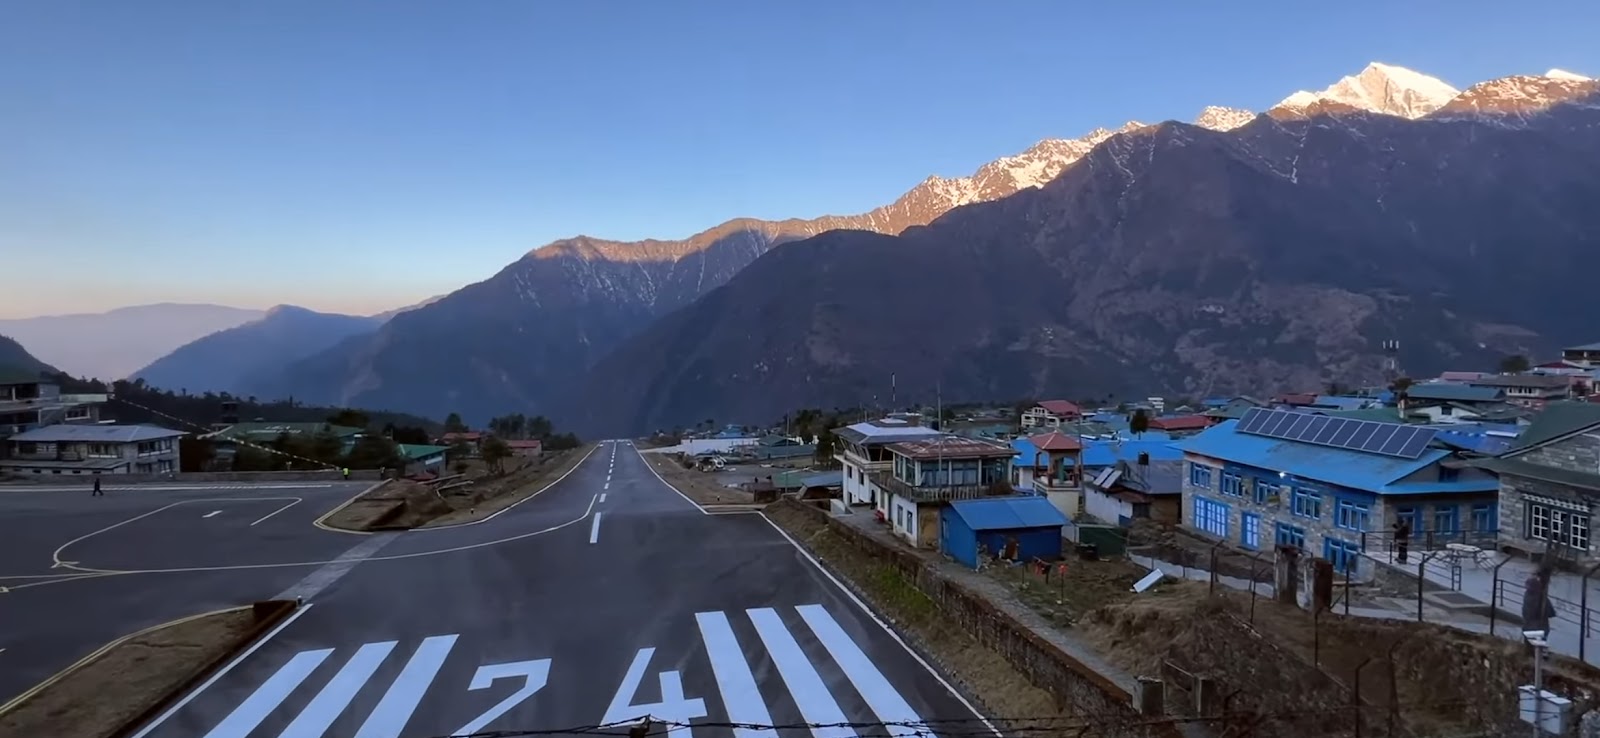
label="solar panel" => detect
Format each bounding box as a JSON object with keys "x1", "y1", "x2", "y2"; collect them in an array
[
  {"x1": 1234, "y1": 408, "x2": 1432, "y2": 458},
  {"x1": 1362, "y1": 424, "x2": 1398, "y2": 453},
  {"x1": 1311, "y1": 417, "x2": 1343, "y2": 444}
]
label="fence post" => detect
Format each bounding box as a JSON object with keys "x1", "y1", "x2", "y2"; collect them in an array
[
  {"x1": 1582, "y1": 562, "x2": 1600, "y2": 664},
  {"x1": 1489, "y1": 556, "x2": 1510, "y2": 636},
  {"x1": 1417, "y1": 551, "x2": 1440, "y2": 622},
  {"x1": 1314, "y1": 606, "x2": 1321, "y2": 667},
  {"x1": 1353, "y1": 656, "x2": 1374, "y2": 738},
  {"x1": 1345, "y1": 561, "x2": 1353, "y2": 616}
]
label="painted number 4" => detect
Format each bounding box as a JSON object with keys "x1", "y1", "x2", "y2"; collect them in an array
[{"x1": 603, "y1": 647, "x2": 709, "y2": 726}]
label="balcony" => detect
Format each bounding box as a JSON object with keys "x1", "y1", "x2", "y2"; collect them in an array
[
  {"x1": 870, "y1": 471, "x2": 1013, "y2": 504},
  {"x1": 841, "y1": 448, "x2": 891, "y2": 471}
]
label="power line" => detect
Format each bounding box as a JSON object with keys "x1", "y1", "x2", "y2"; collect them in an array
[{"x1": 108, "y1": 393, "x2": 340, "y2": 470}]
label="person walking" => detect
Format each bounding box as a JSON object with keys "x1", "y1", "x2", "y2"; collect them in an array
[{"x1": 91, "y1": 477, "x2": 103, "y2": 497}]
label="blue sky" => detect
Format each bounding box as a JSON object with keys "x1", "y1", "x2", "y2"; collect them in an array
[{"x1": 3, "y1": 0, "x2": 1596, "y2": 318}]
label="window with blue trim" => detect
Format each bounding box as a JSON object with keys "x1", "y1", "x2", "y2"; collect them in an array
[
  {"x1": 1193, "y1": 497, "x2": 1229, "y2": 538},
  {"x1": 1335, "y1": 499, "x2": 1371, "y2": 532},
  {"x1": 1219, "y1": 471, "x2": 1243, "y2": 497},
  {"x1": 1275, "y1": 523, "x2": 1306, "y2": 550},
  {"x1": 1396, "y1": 507, "x2": 1419, "y2": 538},
  {"x1": 1472, "y1": 503, "x2": 1498, "y2": 535},
  {"x1": 1241, "y1": 512, "x2": 1261, "y2": 550},
  {"x1": 1324, "y1": 537, "x2": 1362, "y2": 574},
  {"x1": 1255, "y1": 480, "x2": 1278, "y2": 505},
  {"x1": 1291, "y1": 489, "x2": 1322, "y2": 520},
  {"x1": 1189, "y1": 463, "x2": 1213, "y2": 489},
  {"x1": 1434, "y1": 505, "x2": 1459, "y2": 535}
]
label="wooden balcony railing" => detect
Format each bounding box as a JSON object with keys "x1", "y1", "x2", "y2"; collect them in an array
[{"x1": 870, "y1": 471, "x2": 1013, "y2": 503}]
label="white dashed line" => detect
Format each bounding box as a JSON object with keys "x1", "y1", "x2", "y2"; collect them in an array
[{"x1": 589, "y1": 513, "x2": 602, "y2": 544}]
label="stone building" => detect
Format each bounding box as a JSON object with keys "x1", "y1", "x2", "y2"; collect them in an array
[
  {"x1": 1178, "y1": 408, "x2": 1500, "y2": 577},
  {"x1": 1477, "y1": 402, "x2": 1600, "y2": 568}
]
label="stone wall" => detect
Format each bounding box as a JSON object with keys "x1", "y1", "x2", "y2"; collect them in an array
[
  {"x1": 775, "y1": 501, "x2": 1174, "y2": 737},
  {"x1": 1522, "y1": 431, "x2": 1600, "y2": 474}
]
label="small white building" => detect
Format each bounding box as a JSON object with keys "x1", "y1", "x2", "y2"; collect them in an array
[{"x1": 1, "y1": 423, "x2": 185, "y2": 476}]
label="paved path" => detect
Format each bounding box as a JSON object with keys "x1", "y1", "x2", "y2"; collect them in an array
[{"x1": 126, "y1": 441, "x2": 992, "y2": 738}]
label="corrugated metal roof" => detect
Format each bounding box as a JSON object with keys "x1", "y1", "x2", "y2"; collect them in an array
[
  {"x1": 887, "y1": 435, "x2": 1014, "y2": 460},
  {"x1": 799, "y1": 471, "x2": 843, "y2": 488},
  {"x1": 1503, "y1": 402, "x2": 1600, "y2": 456},
  {"x1": 10, "y1": 423, "x2": 184, "y2": 443},
  {"x1": 1406, "y1": 383, "x2": 1504, "y2": 403},
  {"x1": 396, "y1": 443, "x2": 448, "y2": 460},
  {"x1": 947, "y1": 496, "x2": 1069, "y2": 531},
  {"x1": 1075, "y1": 439, "x2": 1184, "y2": 467},
  {"x1": 1176, "y1": 420, "x2": 1451, "y2": 493},
  {"x1": 1469, "y1": 374, "x2": 1572, "y2": 390},
  {"x1": 834, "y1": 421, "x2": 943, "y2": 445},
  {"x1": 1565, "y1": 341, "x2": 1600, "y2": 352},
  {"x1": 1312, "y1": 396, "x2": 1369, "y2": 410}
]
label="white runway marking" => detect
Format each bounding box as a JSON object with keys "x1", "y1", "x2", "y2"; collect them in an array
[
  {"x1": 201, "y1": 510, "x2": 222, "y2": 519},
  {"x1": 748, "y1": 608, "x2": 855, "y2": 738},
  {"x1": 695, "y1": 611, "x2": 778, "y2": 738},
  {"x1": 589, "y1": 512, "x2": 603, "y2": 544},
  {"x1": 201, "y1": 648, "x2": 332, "y2": 738},
  {"x1": 248, "y1": 498, "x2": 301, "y2": 526},
  {"x1": 278, "y1": 640, "x2": 397, "y2": 737},
  {"x1": 353, "y1": 634, "x2": 457, "y2": 738},
  {"x1": 798, "y1": 604, "x2": 922, "y2": 736}
]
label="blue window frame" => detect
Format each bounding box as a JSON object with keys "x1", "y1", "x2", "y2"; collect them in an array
[
  {"x1": 1219, "y1": 471, "x2": 1243, "y2": 497},
  {"x1": 1335, "y1": 499, "x2": 1371, "y2": 532},
  {"x1": 1241, "y1": 512, "x2": 1261, "y2": 550},
  {"x1": 1324, "y1": 537, "x2": 1362, "y2": 574},
  {"x1": 1396, "y1": 507, "x2": 1419, "y2": 538},
  {"x1": 1472, "y1": 503, "x2": 1498, "y2": 535},
  {"x1": 1255, "y1": 480, "x2": 1278, "y2": 505},
  {"x1": 1189, "y1": 463, "x2": 1213, "y2": 489},
  {"x1": 1193, "y1": 497, "x2": 1229, "y2": 538},
  {"x1": 1291, "y1": 489, "x2": 1322, "y2": 520},
  {"x1": 1275, "y1": 522, "x2": 1306, "y2": 550},
  {"x1": 1434, "y1": 505, "x2": 1459, "y2": 535}
]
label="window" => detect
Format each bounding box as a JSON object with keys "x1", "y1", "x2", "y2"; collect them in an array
[
  {"x1": 1219, "y1": 472, "x2": 1243, "y2": 497},
  {"x1": 1241, "y1": 512, "x2": 1261, "y2": 550},
  {"x1": 1472, "y1": 503, "x2": 1498, "y2": 534},
  {"x1": 1193, "y1": 497, "x2": 1229, "y2": 538},
  {"x1": 1291, "y1": 489, "x2": 1322, "y2": 520},
  {"x1": 1528, "y1": 503, "x2": 1591, "y2": 552},
  {"x1": 1324, "y1": 538, "x2": 1362, "y2": 574},
  {"x1": 1335, "y1": 499, "x2": 1371, "y2": 532},
  {"x1": 1255, "y1": 480, "x2": 1278, "y2": 505},
  {"x1": 1189, "y1": 463, "x2": 1213, "y2": 489},
  {"x1": 1275, "y1": 523, "x2": 1306, "y2": 550},
  {"x1": 1439, "y1": 466, "x2": 1459, "y2": 483},
  {"x1": 1434, "y1": 505, "x2": 1459, "y2": 535}
]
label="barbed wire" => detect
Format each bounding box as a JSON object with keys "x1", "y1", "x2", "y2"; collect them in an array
[
  {"x1": 108, "y1": 393, "x2": 341, "y2": 470},
  {"x1": 418, "y1": 697, "x2": 1491, "y2": 738}
]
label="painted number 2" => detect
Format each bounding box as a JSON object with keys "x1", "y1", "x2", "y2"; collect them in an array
[
  {"x1": 452, "y1": 659, "x2": 552, "y2": 736},
  {"x1": 603, "y1": 647, "x2": 708, "y2": 726}
]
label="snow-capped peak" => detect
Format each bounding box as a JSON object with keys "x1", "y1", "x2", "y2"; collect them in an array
[
  {"x1": 1547, "y1": 68, "x2": 1591, "y2": 81},
  {"x1": 1193, "y1": 106, "x2": 1256, "y2": 131},
  {"x1": 1276, "y1": 62, "x2": 1460, "y2": 119}
]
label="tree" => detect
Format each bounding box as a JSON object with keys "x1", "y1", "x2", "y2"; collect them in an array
[
  {"x1": 1129, "y1": 409, "x2": 1150, "y2": 436},
  {"x1": 345, "y1": 435, "x2": 401, "y2": 470},
  {"x1": 1499, "y1": 354, "x2": 1531, "y2": 374},
  {"x1": 1324, "y1": 382, "x2": 1350, "y2": 396},
  {"x1": 543, "y1": 432, "x2": 581, "y2": 451},
  {"x1": 444, "y1": 413, "x2": 468, "y2": 433},
  {"x1": 391, "y1": 425, "x2": 430, "y2": 445},
  {"x1": 815, "y1": 430, "x2": 837, "y2": 465},
  {"x1": 1390, "y1": 376, "x2": 1415, "y2": 393},
  {"x1": 481, "y1": 436, "x2": 512, "y2": 475},
  {"x1": 179, "y1": 436, "x2": 216, "y2": 472},
  {"x1": 327, "y1": 408, "x2": 370, "y2": 429},
  {"x1": 447, "y1": 440, "x2": 474, "y2": 463},
  {"x1": 306, "y1": 431, "x2": 345, "y2": 465}
]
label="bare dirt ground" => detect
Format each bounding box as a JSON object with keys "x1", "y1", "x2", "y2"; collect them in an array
[
  {"x1": 642, "y1": 453, "x2": 757, "y2": 506},
  {"x1": 0, "y1": 607, "x2": 257, "y2": 738},
  {"x1": 763, "y1": 503, "x2": 1071, "y2": 730},
  {"x1": 984, "y1": 555, "x2": 1148, "y2": 628},
  {"x1": 1127, "y1": 521, "x2": 1273, "y2": 582},
  {"x1": 321, "y1": 447, "x2": 589, "y2": 530}
]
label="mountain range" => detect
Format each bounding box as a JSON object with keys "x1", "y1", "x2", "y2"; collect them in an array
[
  {"x1": 65, "y1": 62, "x2": 1600, "y2": 435},
  {"x1": 0, "y1": 304, "x2": 268, "y2": 381},
  {"x1": 131, "y1": 305, "x2": 388, "y2": 396},
  {"x1": 0, "y1": 334, "x2": 57, "y2": 378}
]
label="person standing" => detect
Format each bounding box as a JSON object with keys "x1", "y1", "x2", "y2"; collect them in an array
[
  {"x1": 91, "y1": 476, "x2": 103, "y2": 497},
  {"x1": 1394, "y1": 519, "x2": 1411, "y2": 563}
]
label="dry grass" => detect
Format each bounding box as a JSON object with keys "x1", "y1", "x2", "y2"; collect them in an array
[
  {"x1": 0, "y1": 608, "x2": 258, "y2": 738},
  {"x1": 986, "y1": 555, "x2": 1147, "y2": 627},
  {"x1": 320, "y1": 447, "x2": 590, "y2": 531},
  {"x1": 643, "y1": 453, "x2": 757, "y2": 506},
  {"x1": 764, "y1": 503, "x2": 1070, "y2": 728}
]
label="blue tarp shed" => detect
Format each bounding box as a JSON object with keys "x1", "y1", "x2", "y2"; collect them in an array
[{"x1": 940, "y1": 497, "x2": 1069, "y2": 568}]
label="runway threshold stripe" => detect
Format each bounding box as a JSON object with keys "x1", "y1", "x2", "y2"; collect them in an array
[
  {"x1": 695, "y1": 612, "x2": 778, "y2": 738},
  {"x1": 797, "y1": 605, "x2": 922, "y2": 737},
  {"x1": 277, "y1": 640, "x2": 397, "y2": 737},
  {"x1": 201, "y1": 648, "x2": 333, "y2": 738},
  {"x1": 746, "y1": 608, "x2": 855, "y2": 738},
  {"x1": 352, "y1": 634, "x2": 457, "y2": 738}
]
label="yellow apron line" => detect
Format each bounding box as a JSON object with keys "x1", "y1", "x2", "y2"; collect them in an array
[{"x1": 0, "y1": 605, "x2": 251, "y2": 718}]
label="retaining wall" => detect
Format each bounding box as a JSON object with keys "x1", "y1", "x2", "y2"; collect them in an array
[{"x1": 776, "y1": 501, "x2": 1171, "y2": 736}]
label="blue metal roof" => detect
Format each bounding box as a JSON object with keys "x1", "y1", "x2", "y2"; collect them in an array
[
  {"x1": 1313, "y1": 395, "x2": 1368, "y2": 410},
  {"x1": 1011, "y1": 437, "x2": 1045, "y2": 468},
  {"x1": 1177, "y1": 420, "x2": 1453, "y2": 493},
  {"x1": 799, "y1": 471, "x2": 844, "y2": 488},
  {"x1": 1075, "y1": 439, "x2": 1183, "y2": 467},
  {"x1": 947, "y1": 496, "x2": 1069, "y2": 531},
  {"x1": 1434, "y1": 429, "x2": 1515, "y2": 456}
]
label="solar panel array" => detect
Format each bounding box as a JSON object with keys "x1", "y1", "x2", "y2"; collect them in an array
[{"x1": 1235, "y1": 408, "x2": 1438, "y2": 460}]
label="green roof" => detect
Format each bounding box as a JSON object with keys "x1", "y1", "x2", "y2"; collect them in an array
[
  {"x1": 1325, "y1": 407, "x2": 1408, "y2": 423},
  {"x1": 1504, "y1": 402, "x2": 1600, "y2": 456},
  {"x1": 211, "y1": 422, "x2": 364, "y2": 440},
  {"x1": 396, "y1": 443, "x2": 448, "y2": 460}
]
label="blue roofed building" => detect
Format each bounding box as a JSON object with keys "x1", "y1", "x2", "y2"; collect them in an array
[
  {"x1": 1177, "y1": 408, "x2": 1500, "y2": 577},
  {"x1": 939, "y1": 496, "x2": 1069, "y2": 568},
  {"x1": 1403, "y1": 382, "x2": 1506, "y2": 405}
]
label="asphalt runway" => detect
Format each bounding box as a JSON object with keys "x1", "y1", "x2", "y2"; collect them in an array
[
  {"x1": 129, "y1": 442, "x2": 993, "y2": 738},
  {"x1": 0, "y1": 481, "x2": 374, "y2": 705}
]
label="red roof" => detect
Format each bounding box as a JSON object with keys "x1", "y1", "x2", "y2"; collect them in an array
[
  {"x1": 441, "y1": 432, "x2": 482, "y2": 442},
  {"x1": 1036, "y1": 400, "x2": 1082, "y2": 417},
  {"x1": 1028, "y1": 431, "x2": 1083, "y2": 451},
  {"x1": 1149, "y1": 415, "x2": 1211, "y2": 431},
  {"x1": 505, "y1": 439, "x2": 543, "y2": 449}
]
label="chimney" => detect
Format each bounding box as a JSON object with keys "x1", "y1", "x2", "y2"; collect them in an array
[{"x1": 1138, "y1": 452, "x2": 1150, "y2": 466}]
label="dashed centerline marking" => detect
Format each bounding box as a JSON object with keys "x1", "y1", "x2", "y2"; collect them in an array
[
  {"x1": 202, "y1": 510, "x2": 223, "y2": 519},
  {"x1": 599, "y1": 493, "x2": 607, "y2": 503},
  {"x1": 589, "y1": 512, "x2": 603, "y2": 544}
]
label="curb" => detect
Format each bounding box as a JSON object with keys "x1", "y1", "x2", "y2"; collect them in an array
[
  {"x1": 312, "y1": 480, "x2": 393, "y2": 534},
  {"x1": 112, "y1": 599, "x2": 298, "y2": 738}
]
